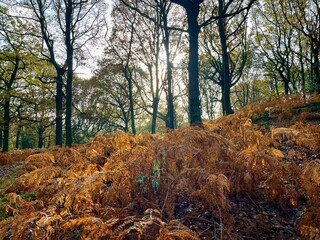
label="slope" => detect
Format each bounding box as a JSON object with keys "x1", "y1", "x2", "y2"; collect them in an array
[{"x1": 0, "y1": 93, "x2": 319, "y2": 239}]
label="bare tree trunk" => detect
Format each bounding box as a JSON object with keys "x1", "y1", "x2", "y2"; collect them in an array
[
  {"x1": 38, "y1": 126, "x2": 45, "y2": 148},
  {"x1": 2, "y1": 55, "x2": 19, "y2": 152},
  {"x1": 3, "y1": 99, "x2": 10, "y2": 152},
  {"x1": 162, "y1": 4, "x2": 175, "y2": 129},
  {"x1": 312, "y1": 43, "x2": 320, "y2": 93},
  {"x1": 186, "y1": 5, "x2": 202, "y2": 125},
  {"x1": 0, "y1": 127, "x2": 2, "y2": 150},
  {"x1": 127, "y1": 74, "x2": 136, "y2": 135},
  {"x1": 65, "y1": 0, "x2": 74, "y2": 147},
  {"x1": 218, "y1": 0, "x2": 234, "y2": 115},
  {"x1": 15, "y1": 125, "x2": 21, "y2": 149},
  {"x1": 151, "y1": 97, "x2": 159, "y2": 133},
  {"x1": 55, "y1": 73, "x2": 64, "y2": 146}
]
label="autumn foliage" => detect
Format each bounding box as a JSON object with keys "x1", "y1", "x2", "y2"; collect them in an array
[{"x1": 0, "y1": 94, "x2": 319, "y2": 239}]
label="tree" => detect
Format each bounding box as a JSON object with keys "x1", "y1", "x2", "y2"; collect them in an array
[
  {"x1": 25, "y1": 0, "x2": 106, "y2": 147},
  {"x1": 199, "y1": 0, "x2": 252, "y2": 116},
  {"x1": 73, "y1": 64, "x2": 135, "y2": 141},
  {"x1": 118, "y1": 0, "x2": 180, "y2": 133},
  {"x1": 170, "y1": 0, "x2": 256, "y2": 123},
  {"x1": 106, "y1": 3, "x2": 142, "y2": 135},
  {"x1": 280, "y1": 0, "x2": 320, "y2": 93},
  {"x1": 254, "y1": 0, "x2": 299, "y2": 95},
  {"x1": 119, "y1": 0, "x2": 183, "y2": 130},
  {"x1": 0, "y1": 7, "x2": 28, "y2": 152},
  {"x1": 170, "y1": 0, "x2": 202, "y2": 125},
  {"x1": 23, "y1": 72, "x2": 56, "y2": 148}
]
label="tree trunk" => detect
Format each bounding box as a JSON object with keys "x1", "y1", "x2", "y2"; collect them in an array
[
  {"x1": 65, "y1": 67, "x2": 73, "y2": 147},
  {"x1": 298, "y1": 33, "x2": 306, "y2": 94},
  {"x1": 284, "y1": 79, "x2": 290, "y2": 95},
  {"x1": 55, "y1": 73, "x2": 63, "y2": 146},
  {"x1": 278, "y1": 70, "x2": 290, "y2": 95},
  {"x1": 186, "y1": 6, "x2": 202, "y2": 125},
  {"x1": 218, "y1": 1, "x2": 234, "y2": 115},
  {"x1": 163, "y1": 8, "x2": 175, "y2": 129},
  {"x1": 312, "y1": 43, "x2": 320, "y2": 93},
  {"x1": 151, "y1": 97, "x2": 159, "y2": 133},
  {"x1": 2, "y1": 55, "x2": 19, "y2": 152},
  {"x1": 128, "y1": 76, "x2": 136, "y2": 135},
  {"x1": 0, "y1": 127, "x2": 2, "y2": 150},
  {"x1": 15, "y1": 125, "x2": 21, "y2": 149},
  {"x1": 65, "y1": 0, "x2": 73, "y2": 147},
  {"x1": 38, "y1": 126, "x2": 45, "y2": 149},
  {"x1": 2, "y1": 99, "x2": 10, "y2": 152}
]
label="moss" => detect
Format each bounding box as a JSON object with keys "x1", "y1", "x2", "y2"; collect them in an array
[
  {"x1": 21, "y1": 191, "x2": 37, "y2": 201},
  {"x1": 253, "y1": 111, "x2": 272, "y2": 126},
  {"x1": 0, "y1": 195, "x2": 9, "y2": 220}
]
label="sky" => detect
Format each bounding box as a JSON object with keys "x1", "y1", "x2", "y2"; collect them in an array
[{"x1": 75, "y1": 0, "x2": 113, "y2": 79}]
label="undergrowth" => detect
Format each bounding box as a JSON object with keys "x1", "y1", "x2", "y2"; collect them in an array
[{"x1": 0, "y1": 94, "x2": 319, "y2": 239}]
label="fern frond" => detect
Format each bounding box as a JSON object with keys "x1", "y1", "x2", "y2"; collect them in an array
[
  {"x1": 6, "y1": 166, "x2": 62, "y2": 193},
  {"x1": 157, "y1": 220, "x2": 200, "y2": 240},
  {"x1": 24, "y1": 152, "x2": 56, "y2": 171},
  {"x1": 62, "y1": 217, "x2": 112, "y2": 239}
]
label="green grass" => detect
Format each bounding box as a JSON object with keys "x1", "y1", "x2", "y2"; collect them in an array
[{"x1": 0, "y1": 165, "x2": 19, "y2": 220}]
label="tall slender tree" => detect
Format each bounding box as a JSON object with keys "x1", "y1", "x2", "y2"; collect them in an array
[
  {"x1": 280, "y1": 0, "x2": 320, "y2": 93},
  {"x1": 254, "y1": 0, "x2": 298, "y2": 95},
  {"x1": 171, "y1": 0, "x2": 256, "y2": 122},
  {"x1": 0, "y1": 7, "x2": 28, "y2": 152},
  {"x1": 119, "y1": 0, "x2": 183, "y2": 130},
  {"x1": 25, "y1": 0, "x2": 106, "y2": 146},
  {"x1": 107, "y1": 3, "x2": 139, "y2": 135}
]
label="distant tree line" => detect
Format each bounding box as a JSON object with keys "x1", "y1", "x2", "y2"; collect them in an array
[{"x1": 0, "y1": 0, "x2": 319, "y2": 151}]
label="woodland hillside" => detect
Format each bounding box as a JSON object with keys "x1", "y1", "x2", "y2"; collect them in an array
[{"x1": 0, "y1": 94, "x2": 320, "y2": 240}]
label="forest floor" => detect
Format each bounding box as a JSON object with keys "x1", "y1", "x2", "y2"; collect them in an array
[{"x1": 0, "y1": 94, "x2": 320, "y2": 239}]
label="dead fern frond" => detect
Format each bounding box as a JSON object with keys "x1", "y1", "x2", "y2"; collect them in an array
[
  {"x1": 114, "y1": 209, "x2": 165, "y2": 240},
  {"x1": 6, "y1": 166, "x2": 62, "y2": 194},
  {"x1": 0, "y1": 153, "x2": 13, "y2": 166},
  {"x1": 53, "y1": 170, "x2": 106, "y2": 216},
  {"x1": 0, "y1": 218, "x2": 13, "y2": 239},
  {"x1": 33, "y1": 212, "x2": 62, "y2": 239},
  {"x1": 299, "y1": 226, "x2": 320, "y2": 240},
  {"x1": 157, "y1": 220, "x2": 200, "y2": 240},
  {"x1": 62, "y1": 217, "x2": 112, "y2": 239},
  {"x1": 24, "y1": 152, "x2": 55, "y2": 171},
  {"x1": 52, "y1": 147, "x2": 89, "y2": 172},
  {"x1": 298, "y1": 206, "x2": 320, "y2": 240},
  {"x1": 301, "y1": 160, "x2": 320, "y2": 203}
]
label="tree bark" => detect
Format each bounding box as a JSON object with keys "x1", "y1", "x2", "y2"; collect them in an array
[
  {"x1": 55, "y1": 73, "x2": 64, "y2": 146},
  {"x1": 15, "y1": 125, "x2": 21, "y2": 149},
  {"x1": 0, "y1": 127, "x2": 2, "y2": 150},
  {"x1": 312, "y1": 42, "x2": 320, "y2": 93},
  {"x1": 186, "y1": 4, "x2": 202, "y2": 125},
  {"x1": 171, "y1": 0, "x2": 202, "y2": 125},
  {"x1": 3, "y1": 99, "x2": 10, "y2": 152},
  {"x1": 151, "y1": 97, "x2": 159, "y2": 133},
  {"x1": 2, "y1": 55, "x2": 19, "y2": 152},
  {"x1": 38, "y1": 126, "x2": 45, "y2": 148},
  {"x1": 218, "y1": 0, "x2": 234, "y2": 115},
  {"x1": 162, "y1": 4, "x2": 175, "y2": 129},
  {"x1": 127, "y1": 74, "x2": 136, "y2": 135},
  {"x1": 65, "y1": 0, "x2": 74, "y2": 147}
]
